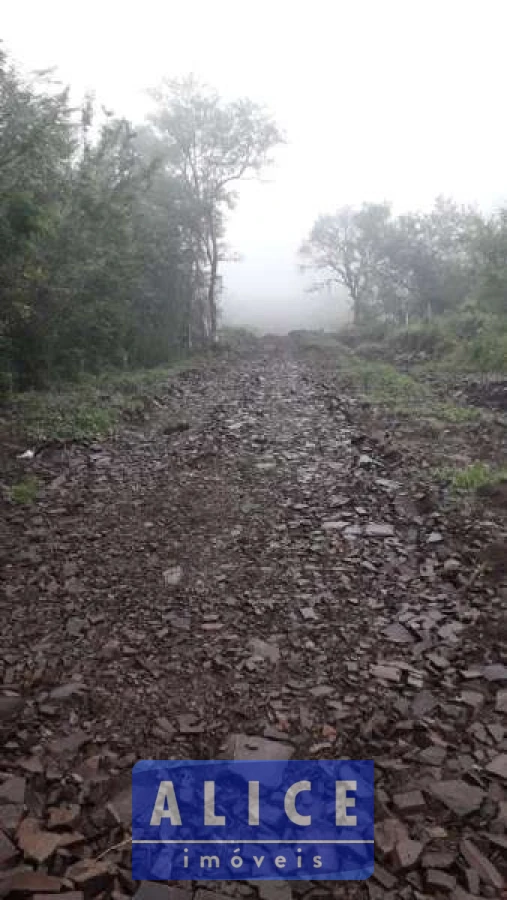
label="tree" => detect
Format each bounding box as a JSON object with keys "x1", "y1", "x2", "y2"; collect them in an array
[
  {"x1": 300, "y1": 198, "x2": 481, "y2": 326},
  {"x1": 149, "y1": 76, "x2": 283, "y2": 341},
  {"x1": 299, "y1": 203, "x2": 392, "y2": 323}
]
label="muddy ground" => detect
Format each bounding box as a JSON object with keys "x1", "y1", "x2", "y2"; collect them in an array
[{"x1": 1, "y1": 338, "x2": 506, "y2": 900}]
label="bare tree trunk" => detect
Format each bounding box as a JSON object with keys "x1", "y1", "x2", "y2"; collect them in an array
[{"x1": 207, "y1": 224, "x2": 219, "y2": 343}]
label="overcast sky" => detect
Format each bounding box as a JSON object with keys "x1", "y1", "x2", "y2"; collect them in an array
[{"x1": 3, "y1": 0, "x2": 507, "y2": 329}]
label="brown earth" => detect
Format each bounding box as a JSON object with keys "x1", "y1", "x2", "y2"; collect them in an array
[{"x1": 1, "y1": 339, "x2": 506, "y2": 900}]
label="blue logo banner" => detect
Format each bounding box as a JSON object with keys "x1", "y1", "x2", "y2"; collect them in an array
[{"x1": 132, "y1": 759, "x2": 374, "y2": 880}]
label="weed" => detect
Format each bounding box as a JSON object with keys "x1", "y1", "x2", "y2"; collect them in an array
[
  {"x1": 10, "y1": 476, "x2": 41, "y2": 504},
  {"x1": 435, "y1": 462, "x2": 507, "y2": 491}
]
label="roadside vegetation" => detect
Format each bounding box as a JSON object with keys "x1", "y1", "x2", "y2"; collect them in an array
[
  {"x1": 301, "y1": 199, "x2": 507, "y2": 378},
  {"x1": 0, "y1": 45, "x2": 282, "y2": 396},
  {"x1": 435, "y1": 462, "x2": 507, "y2": 493}
]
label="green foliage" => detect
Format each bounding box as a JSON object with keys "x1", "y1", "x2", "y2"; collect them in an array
[
  {"x1": 300, "y1": 196, "x2": 507, "y2": 338},
  {"x1": 0, "y1": 49, "x2": 281, "y2": 389},
  {"x1": 385, "y1": 322, "x2": 456, "y2": 358},
  {"x1": 10, "y1": 475, "x2": 41, "y2": 504},
  {"x1": 148, "y1": 77, "x2": 283, "y2": 341},
  {"x1": 336, "y1": 354, "x2": 482, "y2": 426},
  {"x1": 454, "y1": 331, "x2": 507, "y2": 373},
  {"x1": 436, "y1": 462, "x2": 507, "y2": 491},
  {"x1": 337, "y1": 356, "x2": 428, "y2": 404}
]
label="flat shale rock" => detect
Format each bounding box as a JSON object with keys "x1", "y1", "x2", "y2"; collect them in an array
[
  {"x1": 485, "y1": 753, "x2": 507, "y2": 779},
  {"x1": 66, "y1": 859, "x2": 115, "y2": 894},
  {"x1": 425, "y1": 869, "x2": 457, "y2": 891},
  {"x1": 0, "y1": 828, "x2": 17, "y2": 865},
  {"x1": 428, "y1": 780, "x2": 485, "y2": 816},
  {"x1": 135, "y1": 884, "x2": 189, "y2": 900},
  {"x1": 47, "y1": 803, "x2": 81, "y2": 829},
  {"x1": 383, "y1": 623, "x2": 414, "y2": 643},
  {"x1": 223, "y1": 734, "x2": 294, "y2": 761},
  {"x1": 393, "y1": 838, "x2": 424, "y2": 869},
  {"x1": 0, "y1": 776, "x2": 25, "y2": 807},
  {"x1": 17, "y1": 817, "x2": 62, "y2": 863},
  {"x1": 258, "y1": 884, "x2": 293, "y2": 900},
  {"x1": 393, "y1": 790, "x2": 426, "y2": 814},
  {"x1": 375, "y1": 818, "x2": 409, "y2": 857},
  {"x1": 107, "y1": 788, "x2": 131, "y2": 827},
  {"x1": 460, "y1": 838, "x2": 505, "y2": 891},
  {"x1": 482, "y1": 663, "x2": 507, "y2": 682},
  {"x1": 1, "y1": 870, "x2": 64, "y2": 894},
  {"x1": 0, "y1": 696, "x2": 24, "y2": 721},
  {"x1": 373, "y1": 862, "x2": 398, "y2": 889}
]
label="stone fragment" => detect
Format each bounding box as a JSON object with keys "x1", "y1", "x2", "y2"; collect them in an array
[
  {"x1": 49, "y1": 682, "x2": 86, "y2": 700},
  {"x1": 106, "y1": 788, "x2": 131, "y2": 827},
  {"x1": 18, "y1": 755, "x2": 44, "y2": 774},
  {"x1": 426, "y1": 870, "x2": 456, "y2": 891},
  {"x1": 422, "y1": 851, "x2": 456, "y2": 869},
  {"x1": 248, "y1": 638, "x2": 280, "y2": 664},
  {"x1": 496, "y1": 688, "x2": 507, "y2": 713},
  {"x1": 47, "y1": 804, "x2": 81, "y2": 829},
  {"x1": 177, "y1": 714, "x2": 203, "y2": 734},
  {"x1": 0, "y1": 776, "x2": 25, "y2": 833},
  {"x1": 370, "y1": 665, "x2": 401, "y2": 683},
  {"x1": 32, "y1": 894, "x2": 84, "y2": 900},
  {"x1": 258, "y1": 885, "x2": 292, "y2": 900},
  {"x1": 451, "y1": 889, "x2": 481, "y2": 900},
  {"x1": 300, "y1": 607, "x2": 318, "y2": 620},
  {"x1": 225, "y1": 734, "x2": 293, "y2": 761},
  {"x1": 163, "y1": 566, "x2": 183, "y2": 586},
  {"x1": 373, "y1": 863, "x2": 398, "y2": 889},
  {"x1": 310, "y1": 685, "x2": 333, "y2": 697},
  {"x1": 0, "y1": 776, "x2": 25, "y2": 805},
  {"x1": 365, "y1": 523, "x2": 394, "y2": 537},
  {"x1": 460, "y1": 838, "x2": 505, "y2": 890},
  {"x1": 66, "y1": 616, "x2": 86, "y2": 636},
  {"x1": 3, "y1": 871, "x2": 64, "y2": 893},
  {"x1": 375, "y1": 818, "x2": 408, "y2": 857},
  {"x1": 393, "y1": 839, "x2": 423, "y2": 870},
  {"x1": 460, "y1": 690, "x2": 484, "y2": 709},
  {"x1": 48, "y1": 729, "x2": 90, "y2": 757},
  {"x1": 393, "y1": 790, "x2": 426, "y2": 814},
  {"x1": 419, "y1": 744, "x2": 447, "y2": 766},
  {"x1": 0, "y1": 828, "x2": 17, "y2": 865},
  {"x1": 482, "y1": 664, "x2": 507, "y2": 682},
  {"x1": 412, "y1": 690, "x2": 437, "y2": 717},
  {"x1": 383, "y1": 624, "x2": 414, "y2": 644},
  {"x1": 134, "y1": 884, "x2": 184, "y2": 900},
  {"x1": 17, "y1": 817, "x2": 61, "y2": 863},
  {"x1": 0, "y1": 696, "x2": 24, "y2": 721},
  {"x1": 485, "y1": 754, "x2": 507, "y2": 779},
  {"x1": 66, "y1": 859, "x2": 115, "y2": 894},
  {"x1": 429, "y1": 780, "x2": 485, "y2": 816}
]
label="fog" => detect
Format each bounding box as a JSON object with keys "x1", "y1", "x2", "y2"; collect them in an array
[{"x1": 3, "y1": 0, "x2": 507, "y2": 332}]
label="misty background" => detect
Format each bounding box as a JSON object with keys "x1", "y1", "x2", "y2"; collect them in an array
[{"x1": 3, "y1": 0, "x2": 507, "y2": 332}]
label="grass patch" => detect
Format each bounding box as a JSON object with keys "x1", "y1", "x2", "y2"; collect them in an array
[
  {"x1": 432, "y1": 403, "x2": 481, "y2": 424},
  {"x1": 336, "y1": 356, "x2": 482, "y2": 425},
  {"x1": 435, "y1": 462, "x2": 507, "y2": 492},
  {"x1": 10, "y1": 475, "x2": 41, "y2": 504},
  {"x1": 0, "y1": 361, "x2": 196, "y2": 443},
  {"x1": 337, "y1": 357, "x2": 429, "y2": 405}
]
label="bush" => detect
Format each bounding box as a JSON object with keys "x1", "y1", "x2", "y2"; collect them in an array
[{"x1": 386, "y1": 322, "x2": 455, "y2": 358}]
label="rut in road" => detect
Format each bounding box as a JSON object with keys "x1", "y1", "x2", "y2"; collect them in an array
[{"x1": 1, "y1": 341, "x2": 506, "y2": 898}]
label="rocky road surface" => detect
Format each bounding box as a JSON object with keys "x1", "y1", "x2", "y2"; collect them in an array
[{"x1": 1, "y1": 339, "x2": 506, "y2": 900}]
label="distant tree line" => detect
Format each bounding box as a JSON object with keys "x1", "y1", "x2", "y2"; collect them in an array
[
  {"x1": 0, "y1": 45, "x2": 282, "y2": 389},
  {"x1": 300, "y1": 198, "x2": 507, "y2": 327}
]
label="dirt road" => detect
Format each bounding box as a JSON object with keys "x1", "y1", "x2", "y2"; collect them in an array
[{"x1": 1, "y1": 340, "x2": 506, "y2": 898}]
